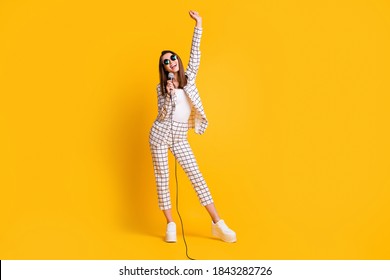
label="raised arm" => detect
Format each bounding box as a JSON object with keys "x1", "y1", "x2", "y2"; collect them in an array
[{"x1": 186, "y1": 10, "x2": 203, "y2": 79}]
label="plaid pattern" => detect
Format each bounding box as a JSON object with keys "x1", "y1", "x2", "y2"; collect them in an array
[
  {"x1": 149, "y1": 27, "x2": 213, "y2": 210},
  {"x1": 155, "y1": 27, "x2": 208, "y2": 138},
  {"x1": 150, "y1": 121, "x2": 213, "y2": 210}
]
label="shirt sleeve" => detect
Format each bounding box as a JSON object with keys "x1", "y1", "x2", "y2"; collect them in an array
[
  {"x1": 185, "y1": 27, "x2": 202, "y2": 80},
  {"x1": 156, "y1": 84, "x2": 171, "y2": 121}
]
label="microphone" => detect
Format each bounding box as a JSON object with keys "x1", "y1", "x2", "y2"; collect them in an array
[{"x1": 167, "y1": 72, "x2": 175, "y2": 98}]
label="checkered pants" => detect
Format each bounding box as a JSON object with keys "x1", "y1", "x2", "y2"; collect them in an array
[{"x1": 149, "y1": 120, "x2": 213, "y2": 210}]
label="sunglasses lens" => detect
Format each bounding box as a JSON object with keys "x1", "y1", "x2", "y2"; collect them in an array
[
  {"x1": 163, "y1": 59, "x2": 170, "y2": 65},
  {"x1": 171, "y1": 55, "x2": 177, "y2": 61}
]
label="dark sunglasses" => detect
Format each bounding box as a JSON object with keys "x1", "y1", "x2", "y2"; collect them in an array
[{"x1": 163, "y1": 54, "x2": 177, "y2": 65}]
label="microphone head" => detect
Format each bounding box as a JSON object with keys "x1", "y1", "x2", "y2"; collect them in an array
[{"x1": 168, "y1": 73, "x2": 174, "y2": 80}]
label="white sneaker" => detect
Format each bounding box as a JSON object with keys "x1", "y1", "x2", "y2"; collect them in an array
[
  {"x1": 212, "y1": 219, "x2": 237, "y2": 243},
  {"x1": 165, "y1": 222, "x2": 177, "y2": 243}
]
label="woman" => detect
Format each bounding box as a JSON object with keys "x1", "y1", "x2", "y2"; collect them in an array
[{"x1": 149, "y1": 10, "x2": 236, "y2": 243}]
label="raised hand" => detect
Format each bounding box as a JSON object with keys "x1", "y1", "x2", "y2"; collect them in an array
[{"x1": 189, "y1": 10, "x2": 202, "y2": 28}]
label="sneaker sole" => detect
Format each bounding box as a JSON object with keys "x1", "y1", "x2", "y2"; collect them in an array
[
  {"x1": 165, "y1": 232, "x2": 177, "y2": 243},
  {"x1": 212, "y1": 229, "x2": 237, "y2": 243}
]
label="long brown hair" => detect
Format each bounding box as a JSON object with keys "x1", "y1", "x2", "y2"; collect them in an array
[{"x1": 159, "y1": 50, "x2": 187, "y2": 96}]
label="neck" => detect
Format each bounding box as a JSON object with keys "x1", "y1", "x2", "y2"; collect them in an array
[
  {"x1": 171, "y1": 72, "x2": 180, "y2": 88},
  {"x1": 173, "y1": 72, "x2": 179, "y2": 82}
]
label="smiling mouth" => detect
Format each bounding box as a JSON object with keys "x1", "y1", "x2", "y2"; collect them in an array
[{"x1": 170, "y1": 64, "x2": 177, "y2": 70}]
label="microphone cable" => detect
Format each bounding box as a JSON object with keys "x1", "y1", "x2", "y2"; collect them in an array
[
  {"x1": 169, "y1": 80, "x2": 195, "y2": 260},
  {"x1": 174, "y1": 143, "x2": 195, "y2": 260}
]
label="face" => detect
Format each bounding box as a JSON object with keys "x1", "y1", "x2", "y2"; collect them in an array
[{"x1": 162, "y1": 53, "x2": 179, "y2": 73}]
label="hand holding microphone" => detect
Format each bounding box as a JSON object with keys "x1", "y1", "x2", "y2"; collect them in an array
[{"x1": 166, "y1": 73, "x2": 176, "y2": 95}]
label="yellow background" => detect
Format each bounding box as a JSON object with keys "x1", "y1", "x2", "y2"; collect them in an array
[{"x1": 1, "y1": 0, "x2": 389, "y2": 259}]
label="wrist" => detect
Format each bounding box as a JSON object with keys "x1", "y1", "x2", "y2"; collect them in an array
[{"x1": 196, "y1": 20, "x2": 202, "y2": 28}]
